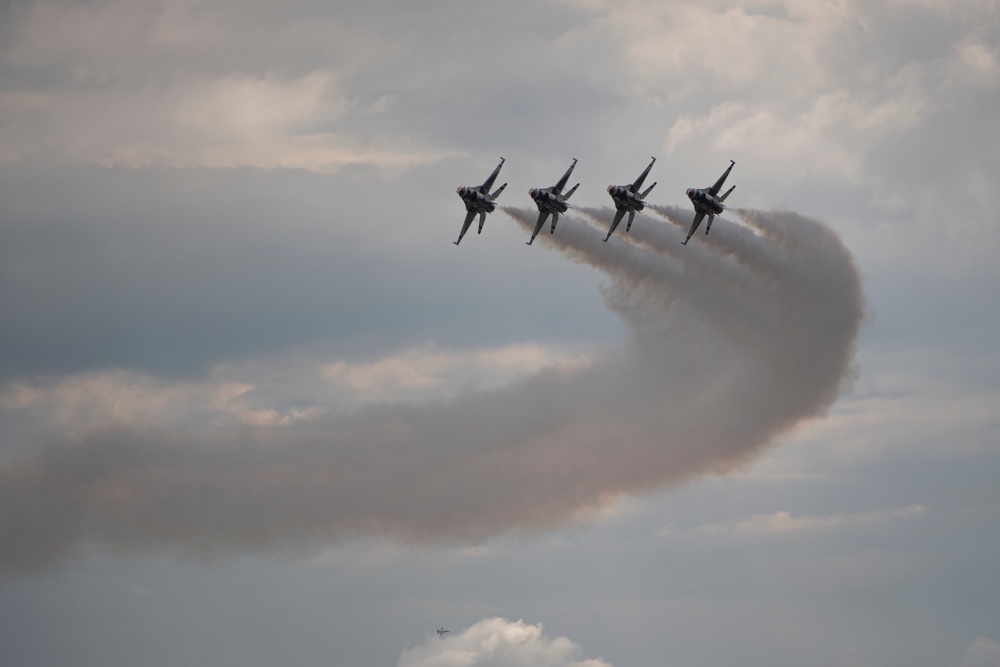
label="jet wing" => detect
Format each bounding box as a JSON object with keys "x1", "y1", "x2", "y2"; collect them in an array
[
  {"x1": 683, "y1": 211, "x2": 705, "y2": 245},
  {"x1": 631, "y1": 157, "x2": 656, "y2": 193},
  {"x1": 708, "y1": 160, "x2": 735, "y2": 196},
  {"x1": 454, "y1": 209, "x2": 476, "y2": 245},
  {"x1": 527, "y1": 210, "x2": 550, "y2": 245},
  {"x1": 479, "y1": 157, "x2": 505, "y2": 194},
  {"x1": 553, "y1": 158, "x2": 578, "y2": 194},
  {"x1": 603, "y1": 208, "x2": 627, "y2": 242}
]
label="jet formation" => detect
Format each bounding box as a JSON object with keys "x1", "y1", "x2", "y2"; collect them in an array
[{"x1": 454, "y1": 158, "x2": 737, "y2": 246}]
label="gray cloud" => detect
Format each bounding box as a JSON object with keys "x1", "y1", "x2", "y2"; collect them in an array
[{"x1": 0, "y1": 207, "x2": 862, "y2": 570}]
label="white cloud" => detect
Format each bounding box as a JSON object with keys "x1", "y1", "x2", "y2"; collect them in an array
[
  {"x1": 661, "y1": 505, "x2": 926, "y2": 537},
  {"x1": 960, "y1": 637, "x2": 1000, "y2": 667},
  {"x1": 322, "y1": 343, "x2": 592, "y2": 402},
  {"x1": 0, "y1": 369, "x2": 322, "y2": 433},
  {"x1": 0, "y1": 71, "x2": 453, "y2": 172},
  {"x1": 728, "y1": 505, "x2": 926, "y2": 534},
  {"x1": 0, "y1": 0, "x2": 453, "y2": 172},
  {"x1": 664, "y1": 65, "x2": 929, "y2": 182},
  {"x1": 398, "y1": 618, "x2": 613, "y2": 667},
  {"x1": 948, "y1": 34, "x2": 1000, "y2": 87},
  {"x1": 0, "y1": 343, "x2": 592, "y2": 436}
]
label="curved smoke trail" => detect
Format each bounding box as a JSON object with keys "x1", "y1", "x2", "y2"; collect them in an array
[{"x1": 0, "y1": 207, "x2": 862, "y2": 570}]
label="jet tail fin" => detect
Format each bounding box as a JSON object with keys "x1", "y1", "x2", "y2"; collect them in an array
[
  {"x1": 550, "y1": 213, "x2": 559, "y2": 234},
  {"x1": 706, "y1": 214, "x2": 715, "y2": 234},
  {"x1": 626, "y1": 210, "x2": 636, "y2": 232},
  {"x1": 478, "y1": 212, "x2": 487, "y2": 234},
  {"x1": 490, "y1": 183, "x2": 507, "y2": 199},
  {"x1": 640, "y1": 182, "x2": 656, "y2": 199},
  {"x1": 709, "y1": 160, "x2": 735, "y2": 196},
  {"x1": 720, "y1": 185, "x2": 735, "y2": 202},
  {"x1": 563, "y1": 183, "x2": 580, "y2": 200}
]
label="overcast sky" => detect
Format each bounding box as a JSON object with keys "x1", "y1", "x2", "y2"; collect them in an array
[{"x1": 1, "y1": 1, "x2": 998, "y2": 665}]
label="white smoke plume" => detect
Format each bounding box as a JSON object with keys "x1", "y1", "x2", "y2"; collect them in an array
[{"x1": 0, "y1": 207, "x2": 863, "y2": 570}]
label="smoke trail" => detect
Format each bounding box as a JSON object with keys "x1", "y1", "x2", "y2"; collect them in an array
[{"x1": 0, "y1": 208, "x2": 863, "y2": 570}]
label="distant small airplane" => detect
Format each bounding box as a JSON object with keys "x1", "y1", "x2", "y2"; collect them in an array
[
  {"x1": 436, "y1": 627, "x2": 450, "y2": 637},
  {"x1": 455, "y1": 158, "x2": 508, "y2": 245},
  {"x1": 683, "y1": 160, "x2": 736, "y2": 245},
  {"x1": 527, "y1": 159, "x2": 580, "y2": 245},
  {"x1": 604, "y1": 156, "x2": 657, "y2": 241}
]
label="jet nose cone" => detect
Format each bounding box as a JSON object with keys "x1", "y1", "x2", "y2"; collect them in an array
[
  {"x1": 529, "y1": 188, "x2": 537, "y2": 198},
  {"x1": 607, "y1": 185, "x2": 614, "y2": 194}
]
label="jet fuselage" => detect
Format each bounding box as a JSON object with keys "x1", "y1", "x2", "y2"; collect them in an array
[
  {"x1": 457, "y1": 186, "x2": 499, "y2": 214},
  {"x1": 453, "y1": 157, "x2": 507, "y2": 245},
  {"x1": 608, "y1": 185, "x2": 647, "y2": 212},
  {"x1": 686, "y1": 188, "x2": 726, "y2": 216},
  {"x1": 529, "y1": 187, "x2": 571, "y2": 214}
]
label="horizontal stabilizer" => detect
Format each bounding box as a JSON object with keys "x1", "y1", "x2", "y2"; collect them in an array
[
  {"x1": 720, "y1": 184, "x2": 735, "y2": 202},
  {"x1": 563, "y1": 183, "x2": 580, "y2": 200},
  {"x1": 491, "y1": 183, "x2": 507, "y2": 199},
  {"x1": 706, "y1": 214, "x2": 715, "y2": 234},
  {"x1": 640, "y1": 182, "x2": 656, "y2": 199}
]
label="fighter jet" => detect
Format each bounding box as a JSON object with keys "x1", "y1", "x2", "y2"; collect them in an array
[
  {"x1": 455, "y1": 158, "x2": 508, "y2": 245},
  {"x1": 604, "y1": 157, "x2": 657, "y2": 241},
  {"x1": 683, "y1": 160, "x2": 735, "y2": 245},
  {"x1": 436, "y1": 627, "x2": 450, "y2": 637},
  {"x1": 527, "y1": 159, "x2": 580, "y2": 245}
]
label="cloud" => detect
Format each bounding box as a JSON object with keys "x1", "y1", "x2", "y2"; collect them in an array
[
  {"x1": 322, "y1": 343, "x2": 591, "y2": 402},
  {"x1": 0, "y1": 369, "x2": 322, "y2": 433},
  {"x1": 0, "y1": 342, "x2": 587, "y2": 436},
  {"x1": 398, "y1": 618, "x2": 612, "y2": 667},
  {"x1": 0, "y1": 71, "x2": 453, "y2": 171},
  {"x1": 662, "y1": 505, "x2": 926, "y2": 537},
  {"x1": 663, "y1": 65, "x2": 929, "y2": 182},
  {"x1": 948, "y1": 34, "x2": 1000, "y2": 87},
  {"x1": 0, "y1": 207, "x2": 862, "y2": 570},
  {"x1": 960, "y1": 638, "x2": 1000, "y2": 667},
  {"x1": 0, "y1": 1, "x2": 453, "y2": 172},
  {"x1": 961, "y1": 637, "x2": 1000, "y2": 667}
]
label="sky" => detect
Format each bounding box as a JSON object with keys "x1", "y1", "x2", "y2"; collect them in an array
[{"x1": 0, "y1": 0, "x2": 998, "y2": 665}]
